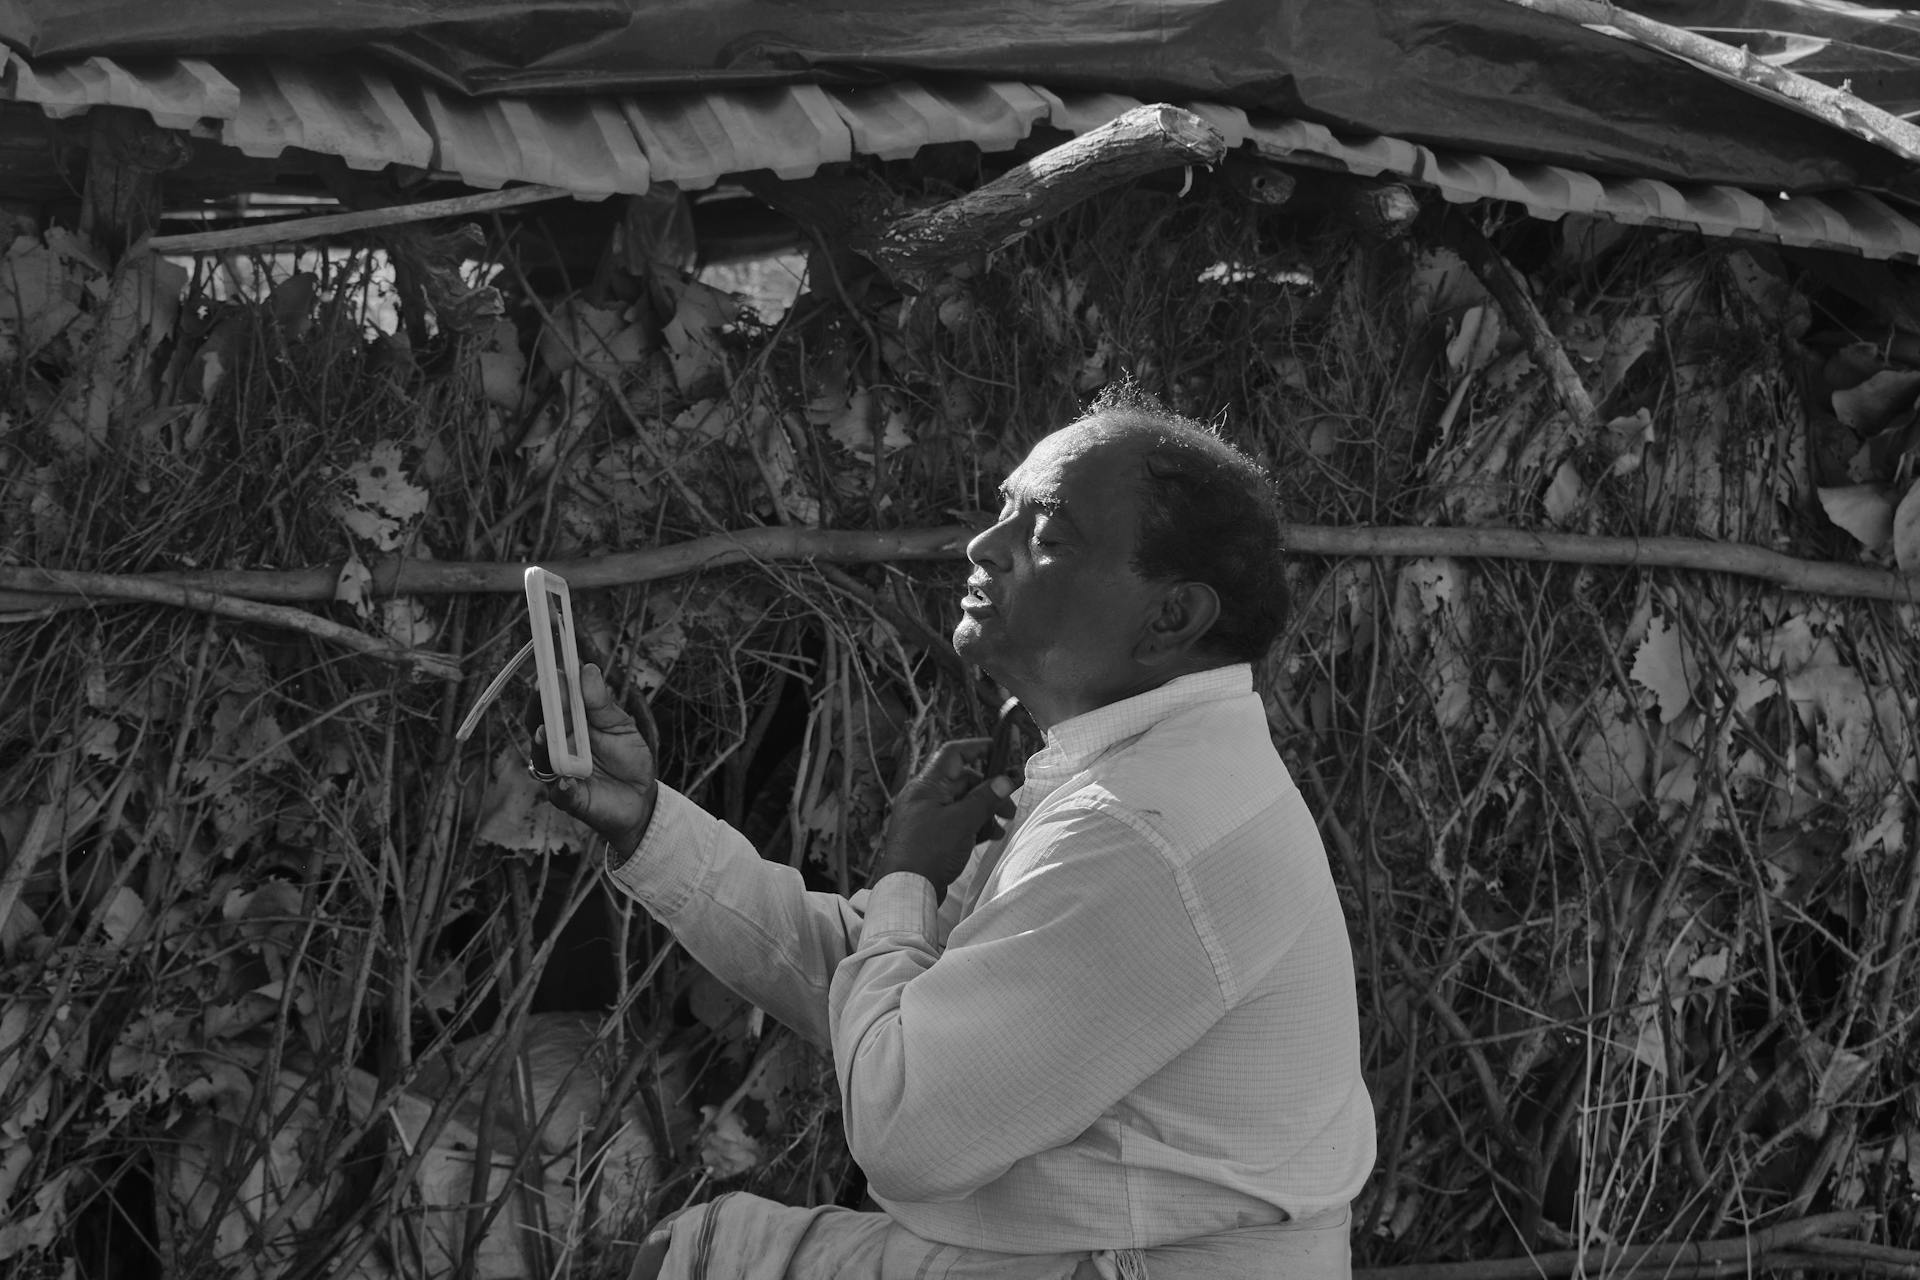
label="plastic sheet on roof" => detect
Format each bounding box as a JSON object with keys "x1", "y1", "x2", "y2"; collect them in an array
[
  {"x1": 3, "y1": 0, "x2": 1920, "y2": 195},
  {"x1": 10, "y1": 48, "x2": 1920, "y2": 262}
]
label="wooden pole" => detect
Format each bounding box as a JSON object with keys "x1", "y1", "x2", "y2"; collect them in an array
[
  {"x1": 79, "y1": 107, "x2": 193, "y2": 264},
  {"x1": 867, "y1": 104, "x2": 1226, "y2": 285},
  {"x1": 6, "y1": 522, "x2": 1919, "y2": 616},
  {"x1": 1503, "y1": 0, "x2": 1920, "y2": 163},
  {"x1": 142, "y1": 184, "x2": 576, "y2": 256}
]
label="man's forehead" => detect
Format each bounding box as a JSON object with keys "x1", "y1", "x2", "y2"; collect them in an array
[{"x1": 1005, "y1": 421, "x2": 1142, "y2": 490}]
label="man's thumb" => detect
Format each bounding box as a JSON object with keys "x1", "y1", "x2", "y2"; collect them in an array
[
  {"x1": 546, "y1": 775, "x2": 587, "y2": 818},
  {"x1": 968, "y1": 773, "x2": 1015, "y2": 813}
]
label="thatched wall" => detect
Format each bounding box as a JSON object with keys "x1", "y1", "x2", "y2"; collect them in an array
[{"x1": 1, "y1": 170, "x2": 1917, "y2": 1277}]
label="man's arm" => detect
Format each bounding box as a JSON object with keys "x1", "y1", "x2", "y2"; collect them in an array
[
  {"x1": 547, "y1": 666, "x2": 1011, "y2": 1047},
  {"x1": 541, "y1": 664, "x2": 872, "y2": 1045},
  {"x1": 828, "y1": 804, "x2": 1242, "y2": 1204},
  {"x1": 602, "y1": 785, "x2": 869, "y2": 1047}
]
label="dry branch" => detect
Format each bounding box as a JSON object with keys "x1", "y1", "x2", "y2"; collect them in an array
[
  {"x1": 0, "y1": 527, "x2": 973, "y2": 608},
  {"x1": 1503, "y1": 0, "x2": 1920, "y2": 163},
  {"x1": 142, "y1": 185, "x2": 575, "y2": 256},
  {"x1": 1441, "y1": 211, "x2": 1598, "y2": 434},
  {"x1": 6, "y1": 523, "x2": 1917, "y2": 613},
  {"x1": 0, "y1": 568, "x2": 458, "y2": 675},
  {"x1": 1353, "y1": 1209, "x2": 1869, "y2": 1280},
  {"x1": 1278, "y1": 523, "x2": 1920, "y2": 602},
  {"x1": 868, "y1": 104, "x2": 1226, "y2": 285}
]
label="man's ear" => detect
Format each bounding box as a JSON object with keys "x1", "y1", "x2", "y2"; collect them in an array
[{"x1": 1135, "y1": 581, "x2": 1221, "y2": 666}]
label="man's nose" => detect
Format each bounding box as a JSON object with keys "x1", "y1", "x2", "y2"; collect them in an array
[{"x1": 966, "y1": 518, "x2": 1014, "y2": 570}]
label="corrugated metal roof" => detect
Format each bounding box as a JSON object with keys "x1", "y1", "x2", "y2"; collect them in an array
[
  {"x1": 219, "y1": 61, "x2": 431, "y2": 171},
  {"x1": 4, "y1": 47, "x2": 1919, "y2": 261}
]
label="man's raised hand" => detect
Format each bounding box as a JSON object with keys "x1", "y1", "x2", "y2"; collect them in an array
[
  {"x1": 870, "y1": 739, "x2": 1017, "y2": 898},
  {"x1": 542, "y1": 663, "x2": 659, "y2": 863}
]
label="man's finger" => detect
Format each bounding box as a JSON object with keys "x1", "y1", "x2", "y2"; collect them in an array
[
  {"x1": 546, "y1": 773, "x2": 620, "y2": 830},
  {"x1": 961, "y1": 774, "x2": 1016, "y2": 813},
  {"x1": 930, "y1": 737, "x2": 992, "y2": 778},
  {"x1": 579, "y1": 664, "x2": 637, "y2": 729}
]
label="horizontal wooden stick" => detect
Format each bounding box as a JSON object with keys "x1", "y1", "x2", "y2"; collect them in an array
[
  {"x1": 0, "y1": 527, "x2": 972, "y2": 608},
  {"x1": 0, "y1": 569, "x2": 457, "y2": 676},
  {"x1": 1279, "y1": 523, "x2": 1920, "y2": 603},
  {"x1": 142, "y1": 184, "x2": 575, "y2": 255},
  {"x1": 4, "y1": 522, "x2": 1915, "y2": 627}
]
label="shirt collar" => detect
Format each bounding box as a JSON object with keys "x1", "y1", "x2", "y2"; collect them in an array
[{"x1": 1029, "y1": 664, "x2": 1253, "y2": 778}]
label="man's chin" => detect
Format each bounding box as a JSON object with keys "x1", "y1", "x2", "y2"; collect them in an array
[{"x1": 951, "y1": 618, "x2": 993, "y2": 666}]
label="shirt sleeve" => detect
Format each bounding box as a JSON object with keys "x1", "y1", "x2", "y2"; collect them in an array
[
  {"x1": 605, "y1": 784, "x2": 870, "y2": 1049},
  {"x1": 827, "y1": 802, "x2": 1231, "y2": 1204}
]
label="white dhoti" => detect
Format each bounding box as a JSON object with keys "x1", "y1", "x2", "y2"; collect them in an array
[{"x1": 639, "y1": 1192, "x2": 1352, "y2": 1280}]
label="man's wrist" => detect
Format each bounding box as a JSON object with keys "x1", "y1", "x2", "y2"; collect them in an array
[
  {"x1": 862, "y1": 869, "x2": 942, "y2": 937},
  {"x1": 869, "y1": 862, "x2": 943, "y2": 902},
  {"x1": 606, "y1": 781, "x2": 661, "y2": 865}
]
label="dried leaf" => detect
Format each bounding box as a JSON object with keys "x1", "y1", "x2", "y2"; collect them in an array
[
  {"x1": 98, "y1": 886, "x2": 146, "y2": 950},
  {"x1": 624, "y1": 610, "x2": 688, "y2": 695},
  {"x1": 1627, "y1": 1011, "x2": 1666, "y2": 1073},
  {"x1": 752, "y1": 406, "x2": 820, "y2": 526},
  {"x1": 1817, "y1": 484, "x2": 1895, "y2": 552},
  {"x1": 664, "y1": 280, "x2": 737, "y2": 394},
  {"x1": 672, "y1": 398, "x2": 732, "y2": 443},
  {"x1": 1894, "y1": 482, "x2": 1920, "y2": 573},
  {"x1": 0, "y1": 1167, "x2": 73, "y2": 1262},
  {"x1": 478, "y1": 318, "x2": 526, "y2": 411},
  {"x1": 1444, "y1": 305, "x2": 1501, "y2": 378},
  {"x1": 1834, "y1": 369, "x2": 1920, "y2": 434},
  {"x1": 1630, "y1": 615, "x2": 1697, "y2": 724},
  {"x1": 1654, "y1": 753, "x2": 1703, "y2": 823},
  {"x1": 0, "y1": 896, "x2": 41, "y2": 958},
  {"x1": 1408, "y1": 247, "x2": 1487, "y2": 327},
  {"x1": 1307, "y1": 418, "x2": 1339, "y2": 459},
  {"x1": 78, "y1": 713, "x2": 120, "y2": 761},
  {"x1": 334, "y1": 551, "x2": 372, "y2": 616},
  {"x1": 474, "y1": 748, "x2": 596, "y2": 854},
  {"x1": 0, "y1": 240, "x2": 84, "y2": 352},
  {"x1": 1725, "y1": 667, "x2": 1778, "y2": 715},
  {"x1": 1483, "y1": 349, "x2": 1535, "y2": 394},
  {"x1": 935, "y1": 285, "x2": 974, "y2": 334},
  {"x1": 539, "y1": 298, "x2": 648, "y2": 377},
  {"x1": 1803, "y1": 1037, "x2": 1870, "y2": 1141},
  {"x1": 1392, "y1": 559, "x2": 1472, "y2": 730},
  {"x1": 1687, "y1": 949, "x2": 1729, "y2": 985},
  {"x1": 46, "y1": 254, "x2": 186, "y2": 456},
  {"x1": 1543, "y1": 460, "x2": 1584, "y2": 525},
  {"x1": 697, "y1": 1104, "x2": 763, "y2": 1178},
  {"x1": 1599, "y1": 315, "x2": 1659, "y2": 399},
  {"x1": 1824, "y1": 342, "x2": 1884, "y2": 393},
  {"x1": 330, "y1": 441, "x2": 430, "y2": 551},
  {"x1": 1600, "y1": 409, "x2": 1655, "y2": 476},
  {"x1": 827, "y1": 389, "x2": 913, "y2": 458},
  {"x1": 380, "y1": 596, "x2": 437, "y2": 647}
]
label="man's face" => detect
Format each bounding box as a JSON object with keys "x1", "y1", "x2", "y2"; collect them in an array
[{"x1": 953, "y1": 421, "x2": 1170, "y2": 727}]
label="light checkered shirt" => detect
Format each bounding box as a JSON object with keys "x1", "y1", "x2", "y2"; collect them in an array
[{"x1": 609, "y1": 664, "x2": 1375, "y2": 1255}]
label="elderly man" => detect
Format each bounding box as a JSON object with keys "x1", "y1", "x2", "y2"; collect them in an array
[{"x1": 546, "y1": 386, "x2": 1375, "y2": 1278}]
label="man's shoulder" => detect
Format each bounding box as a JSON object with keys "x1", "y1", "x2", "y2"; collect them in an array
[{"x1": 1071, "y1": 691, "x2": 1299, "y2": 866}]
